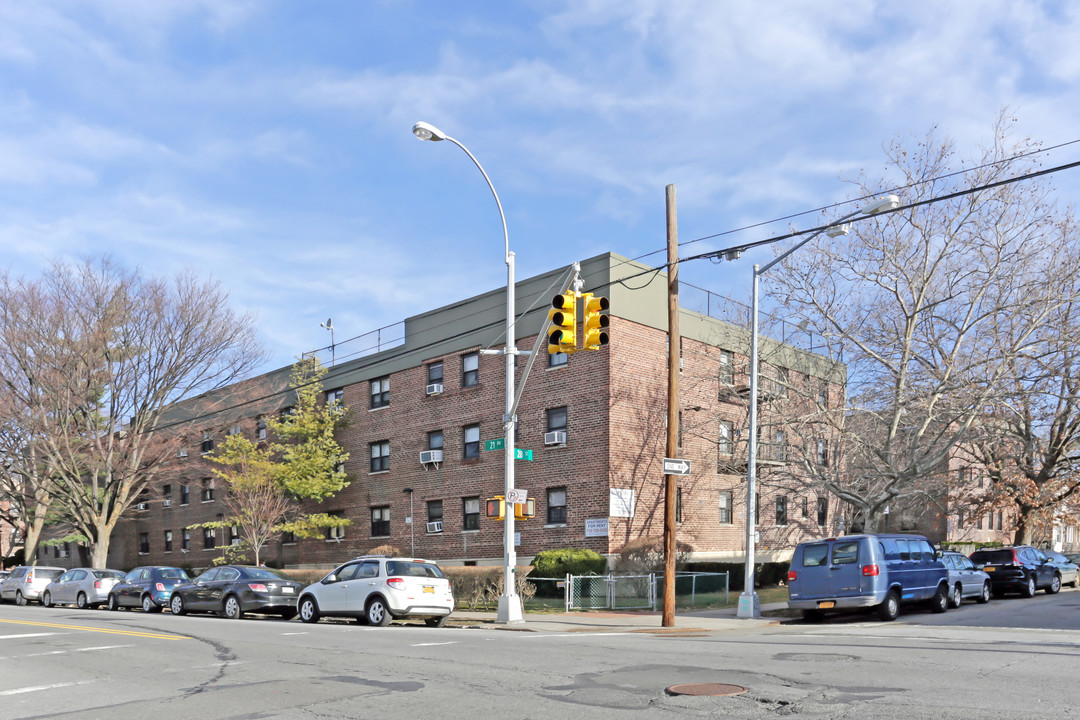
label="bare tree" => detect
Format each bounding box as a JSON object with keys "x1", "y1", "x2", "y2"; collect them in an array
[
  {"x1": 767, "y1": 115, "x2": 1080, "y2": 532},
  {"x1": 0, "y1": 257, "x2": 265, "y2": 567}
]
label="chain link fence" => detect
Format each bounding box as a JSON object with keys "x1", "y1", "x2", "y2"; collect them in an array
[{"x1": 536, "y1": 571, "x2": 727, "y2": 611}]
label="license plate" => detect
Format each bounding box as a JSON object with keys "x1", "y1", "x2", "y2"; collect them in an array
[
  {"x1": 282, "y1": 587, "x2": 295, "y2": 593},
  {"x1": 817, "y1": 601, "x2": 835, "y2": 609},
  {"x1": 984, "y1": 566, "x2": 995, "y2": 572},
  {"x1": 423, "y1": 586, "x2": 434, "y2": 594}
]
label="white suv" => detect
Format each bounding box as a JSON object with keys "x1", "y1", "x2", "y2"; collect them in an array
[
  {"x1": 298, "y1": 556, "x2": 454, "y2": 627},
  {"x1": 0, "y1": 566, "x2": 66, "y2": 605}
]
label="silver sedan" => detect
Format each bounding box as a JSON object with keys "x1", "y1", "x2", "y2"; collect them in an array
[{"x1": 42, "y1": 568, "x2": 126, "y2": 609}]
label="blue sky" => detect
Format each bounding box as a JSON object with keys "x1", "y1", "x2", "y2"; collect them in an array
[{"x1": 2, "y1": 1, "x2": 1079, "y2": 370}]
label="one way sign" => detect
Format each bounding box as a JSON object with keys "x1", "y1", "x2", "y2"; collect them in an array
[{"x1": 662, "y1": 458, "x2": 691, "y2": 475}]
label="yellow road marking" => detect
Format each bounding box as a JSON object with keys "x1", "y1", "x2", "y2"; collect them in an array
[{"x1": 0, "y1": 618, "x2": 189, "y2": 641}]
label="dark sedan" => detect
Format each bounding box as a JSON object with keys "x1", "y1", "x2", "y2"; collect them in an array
[
  {"x1": 108, "y1": 566, "x2": 191, "y2": 612},
  {"x1": 169, "y1": 565, "x2": 303, "y2": 620}
]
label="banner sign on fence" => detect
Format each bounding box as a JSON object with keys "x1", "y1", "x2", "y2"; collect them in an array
[{"x1": 585, "y1": 518, "x2": 609, "y2": 537}]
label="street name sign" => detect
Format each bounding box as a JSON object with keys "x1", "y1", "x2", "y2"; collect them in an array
[{"x1": 484, "y1": 438, "x2": 505, "y2": 452}]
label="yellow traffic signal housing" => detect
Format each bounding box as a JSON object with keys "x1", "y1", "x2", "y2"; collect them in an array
[
  {"x1": 486, "y1": 496, "x2": 505, "y2": 520},
  {"x1": 581, "y1": 293, "x2": 609, "y2": 350},
  {"x1": 513, "y1": 497, "x2": 536, "y2": 520},
  {"x1": 548, "y1": 292, "x2": 577, "y2": 355}
]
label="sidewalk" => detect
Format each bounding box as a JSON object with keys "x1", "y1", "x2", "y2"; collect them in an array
[{"x1": 449, "y1": 601, "x2": 792, "y2": 633}]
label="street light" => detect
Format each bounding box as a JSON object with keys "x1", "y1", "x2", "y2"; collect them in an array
[
  {"x1": 412, "y1": 121, "x2": 524, "y2": 624},
  {"x1": 737, "y1": 194, "x2": 900, "y2": 619}
]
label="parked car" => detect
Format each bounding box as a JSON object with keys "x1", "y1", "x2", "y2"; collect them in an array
[
  {"x1": 108, "y1": 566, "x2": 191, "y2": 612},
  {"x1": 1040, "y1": 549, "x2": 1080, "y2": 588},
  {"x1": 0, "y1": 570, "x2": 9, "y2": 581},
  {"x1": 169, "y1": 565, "x2": 303, "y2": 619},
  {"x1": 939, "y1": 551, "x2": 992, "y2": 607},
  {"x1": 787, "y1": 534, "x2": 949, "y2": 621},
  {"x1": 0, "y1": 566, "x2": 66, "y2": 605},
  {"x1": 42, "y1": 568, "x2": 126, "y2": 609},
  {"x1": 297, "y1": 556, "x2": 454, "y2": 627},
  {"x1": 1065, "y1": 552, "x2": 1080, "y2": 566},
  {"x1": 970, "y1": 546, "x2": 1061, "y2": 597}
]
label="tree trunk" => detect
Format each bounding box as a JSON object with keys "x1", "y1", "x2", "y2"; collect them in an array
[
  {"x1": 23, "y1": 515, "x2": 47, "y2": 567},
  {"x1": 1012, "y1": 505, "x2": 1035, "y2": 545},
  {"x1": 90, "y1": 521, "x2": 117, "y2": 568}
]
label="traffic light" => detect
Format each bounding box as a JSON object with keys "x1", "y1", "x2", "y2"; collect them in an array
[
  {"x1": 485, "y1": 496, "x2": 505, "y2": 520},
  {"x1": 513, "y1": 497, "x2": 536, "y2": 520},
  {"x1": 548, "y1": 292, "x2": 577, "y2": 355},
  {"x1": 581, "y1": 293, "x2": 609, "y2": 350}
]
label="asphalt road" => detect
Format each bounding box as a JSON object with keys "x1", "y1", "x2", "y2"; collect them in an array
[{"x1": 0, "y1": 588, "x2": 1078, "y2": 720}]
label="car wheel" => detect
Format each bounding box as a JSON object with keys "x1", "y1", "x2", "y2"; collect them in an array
[
  {"x1": 948, "y1": 583, "x2": 962, "y2": 609},
  {"x1": 76, "y1": 592, "x2": 89, "y2": 610},
  {"x1": 877, "y1": 590, "x2": 900, "y2": 621},
  {"x1": 1047, "y1": 574, "x2": 1061, "y2": 595},
  {"x1": 976, "y1": 581, "x2": 991, "y2": 604},
  {"x1": 41, "y1": 591, "x2": 53, "y2": 608},
  {"x1": 366, "y1": 597, "x2": 392, "y2": 626},
  {"x1": 15, "y1": 591, "x2": 27, "y2": 607},
  {"x1": 223, "y1": 595, "x2": 244, "y2": 620},
  {"x1": 170, "y1": 594, "x2": 186, "y2": 616},
  {"x1": 1022, "y1": 575, "x2": 1037, "y2": 598},
  {"x1": 425, "y1": 616, "x2": 449, "y2": 628},
  {"x1": 107, "y1": 594, "x2": 119, "y2": 611},
  {"x1": 931, "y1": 584, "x2": 948, "y2": 613},
  {"x1": 142, "y1": 595, "x2": 160, "y2": 613},
  {"x1": 298, "y1": 597, "x2": 320, "y2": 624}
]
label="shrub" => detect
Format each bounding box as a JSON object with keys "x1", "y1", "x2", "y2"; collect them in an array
[
  {"x1": 532, "y1": 548, "x2": 608, "y2": 578},
  {"x1": 684, "y1": 561, "x2": 788, "y2": 591},
  {"x1": 613, "y1": 536, "x2": 694, "y2": 574},
  {"x1": 367, "y1": 544, "x2": 402, "y2": 557},
  {"x1": 442, "y1": 565, "x2": 535, "y2": 610}
]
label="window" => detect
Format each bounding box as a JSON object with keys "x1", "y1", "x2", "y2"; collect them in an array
[
  {"x1": 817, "y1": 382, "x2": 828, "y2": 406},
  {"x1": 282, "y1": 531, "x2": 296, "y2": 544},
  {"x1": 230, "y1": 526, "x2": 240, "y2": 545},
  {"x1": 547, "y1": 487, "x2": 567, "y2": 525},
  {"x1": 180, "y1": 484, "x2": 190, "y2": 506},
  {"x1": 181, "y1": 529, "x2": 190, "y2": 551},
  {"x1": 203, "y1": 528, "x2": 216, "y2": 550},
  {"x1": 718, "y1": 491, "x2": 733, "y2": 524},
  {"x1": 817, "y1": 497, "x2": 828, "y2": 527},
  {"x1": 801, "y1": 496, "x2": 809, "y2": 519},
  {"x1": 139, "y1": 533, "x2": 149, "y2": 554},
  {"x1": 164, "y1": 530, "x2": 173, "y2": 553},
  {"x1": 776, "y1": 496, "x2": 788, "y2": 526},
  {"x1": 976, "y1": 510, "x2": 983, "y2": 530},
  {"x1": 201, "y1": 431, "x2": 215, "y2": 454},
  {"x1": 718, "y1": 350, "x2": 734, "y2": 386},
  {"x1": 803, "y1": 544, "x2": 828, "y2": 567},
  {"x1": 280, "y1": 406, "x2": 295, "y2": 421},
  {"x1": 427, "y1": 362, "x2": 444, "y2": 384},
  {"x1": 717, "y1": 420, "x2": 733, "y2": 456},
  {"x1": 428, "y1": 430, "x2": 444, "y2": 451},
  {"x1": 776, "y1": 367, "x2": 789, "y2": 397},
  {"x1": 832, "y1": 541, "x2": 858, "y2": 565},
  {"x1": 427, "y1": 500, "x2": 443, "y2": 529},
  {"x1": 996, "y1": 511, "x2": 1003, "y2": 531},
  {"x1": 957, "y1": 507, "x2": 965, "y2": 528},
  {"x1": 462, "y1": 352, "x2": 479, "y2": 387},
  {"x1": 547, "y1": 407, "x2": 567, "y2": 433},
  {"x1": 162, "y1": 484, "x2": 172, "y2": 508},
  {"x1": 256, "y1": 416, "x2": 267, "y2": 441},
  {"x1": 675, "y1": 487, "x2": 683, "y2": 524},
  {"x1": 549, "y1": 351, "x2": 568, "y2": 368},
  {"x1": 326, "y1": 514, "x2": 345, "y2": 541},
  {"x1": 772, "y1": 430, "x2": 787, "y2": 462},
  {"x1": 816, "y1": 439, "x2": 829, "y2": 466},
  {"x1": 371, "y1": 506, "x2": 390, "y2": 537},
  {"x1": 463, "y1": 497, "x2": 480, "y2": 531},
  {"x1": 326, "y1": 388, "x2": 344, "y2": 410},
  {"x1": 370, "y1": 377, "x2": 389, "y2": 409},
  {"x1": 226, "y1": 424, "x2": 241, "y2": 436},
  {"x1": 201, "y1": 478, "x2": 215, "y2": 502},
  {"x1": 370, "y1": 441, "x2": 390, "y2": 472},
  {"x1": 463, "y1": 424, "x2": 480, "y2": 459}
]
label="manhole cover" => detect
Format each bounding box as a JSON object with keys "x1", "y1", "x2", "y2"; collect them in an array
[{"x1": 666, "y1": 683, "x2": 748, "y2": 697}]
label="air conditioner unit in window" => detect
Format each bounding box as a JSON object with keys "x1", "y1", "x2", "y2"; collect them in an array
[
  {"x1": 425, "y1": 383, "x2": 444, "y2": 396},
  {"x1": 426, "y1": 521, "x2": 443, "y2": 533},
  {"x1": 136, "y1": 502, "x2": 149, "y2": 511},
  {"x1": 177, "y1": 450, "x2": 188, "y2": 458},
  {"x1": 162, "y1": 499, "x2": 171, "y2": 508},
  {"x1": 544, "y1": 431, "x2": 567, "y2": 446},
  {"x1": 419, "y1": 450, "x2": 444, "y2": 464}
]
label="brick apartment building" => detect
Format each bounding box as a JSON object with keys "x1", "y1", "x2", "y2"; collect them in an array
[{"x1": 89, "y1": 252, "x2": 848, "y2": 572}]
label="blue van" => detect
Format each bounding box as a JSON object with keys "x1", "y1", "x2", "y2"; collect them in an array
[{"x1": 787, "y1": 534, "x2": 949, "y2": 621}]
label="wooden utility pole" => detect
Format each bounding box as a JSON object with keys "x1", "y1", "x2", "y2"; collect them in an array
[{"x1": 662, "y1": 184, "x2": 679, "y2": 627}]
